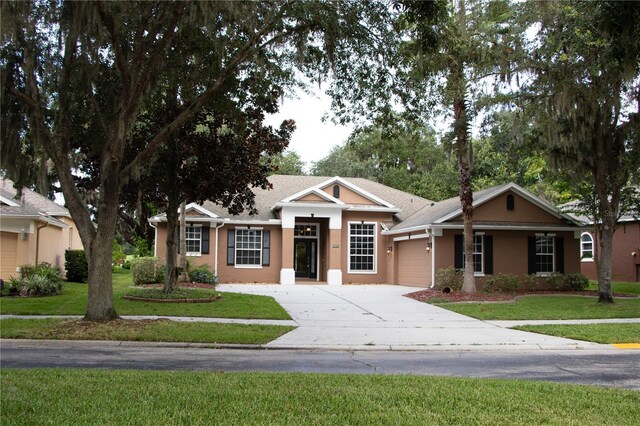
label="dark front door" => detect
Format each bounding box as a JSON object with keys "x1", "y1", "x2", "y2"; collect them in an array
[{"x1": 294, "y1": 238, "x2": 317, "y2": 279}]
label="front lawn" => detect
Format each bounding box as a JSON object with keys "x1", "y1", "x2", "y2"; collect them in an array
[
  {"x1": 2, "y1": 369, "x2": 639, "y2": 425},
  {"x1": 513, "y1": 323, "x2": 640, "y2": 344},
  {"x1": 0, "y1": 269, "x2": 290, "y2": 320},
  {"x1": 435, "y1": 295, "x2": 640, "y2": 320},
  {"x1": 588, "y1": 280, "x2": 640, "y2": 295},
  {"x1": 0, "y1": 318, "x2": 293, "y2": 344}
]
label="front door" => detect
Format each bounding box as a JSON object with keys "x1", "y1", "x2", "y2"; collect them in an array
[{"x1": 294, "y1": 238, "x2": 317, "y2": 279}]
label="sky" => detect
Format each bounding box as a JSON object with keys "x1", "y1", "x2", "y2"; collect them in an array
[{"x1": 265, "y1": 87, "x2": 354, "y2": 172}]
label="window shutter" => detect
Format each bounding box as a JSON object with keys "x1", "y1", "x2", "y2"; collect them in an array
[
  {"x1": 201, "y1": 225, "x2": 210, "y2": 254},
  {"x1": 527, "y1": 236, "x2": 536, "y2": 274},
  {"x1": 484, "y1": 235, "x2": 493, "y2": 274},
  {"x1": 454, "y1": 234, "x2": 463, "y2": 269},
  {"x1": 262, "y1": 230, "x2": 270, "y2": 266},
  {"x1": 227, "y1": 229, "x2": 235, "y2": 265},
  {"x1": 555, "y1": 237, "x2": 564, "y2": 273}
]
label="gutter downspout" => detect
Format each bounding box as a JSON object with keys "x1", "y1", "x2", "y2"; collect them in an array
[
  {"x1": 150, "y1": 222, "x2": 158, "y2": 257},
  {"x1": 214, "y1": 222, "x2": 225, "y2": 276},
  {"x1": 35, "y1": 221, "x2": 49, "y2": 265},
  {"x1": 429, "y1": 231, "x2": 436, "y2": 289}
]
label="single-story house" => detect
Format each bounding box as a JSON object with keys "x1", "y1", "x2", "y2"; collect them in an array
[
  {"x1": 149, "y1": 175, "x2": 585, "y2": 287},
  {"x1": 576, "y1": 215, "x2": 640, "y2": 283},
  {"x1": 1, "y1": 178, "x2": 83, "y2": 280}
]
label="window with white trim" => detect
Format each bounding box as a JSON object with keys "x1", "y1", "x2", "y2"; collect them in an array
[
  {"x1": 185, "y1": 225, "x2": 202, "y2": 255},
  {"x1": 349, "y1": 223, "x2": 376, "y2": 272},
  {"x1": 580, "y1": 232, "x2": 594, "y2": 261},
  {"x1": 535, "y1": 236, "x2": 555, "y2": 274},
  {"x1": 463, "y1": 235, "x2": 484, "y2": 274},
  {"x1": 235, "y1": 229, "x2": 262, "y2": 266}
]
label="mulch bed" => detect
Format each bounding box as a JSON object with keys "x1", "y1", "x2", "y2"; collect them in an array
[
  {"x1": 138, "y1": 282, "x2": 216, "y2": 289},
  {"x1": 405, "y1": 289, "x2": 638, "y2": 303}
]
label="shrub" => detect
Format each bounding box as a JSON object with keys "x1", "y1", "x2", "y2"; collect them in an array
[
  {"x1": 547, "y1": 273, "x2": 571, "y2": 291},
  {"x1": 189, "y1": 266, "x2": 218, "y2": 285},
  {"x1": 65, "y1": 250, "x2": 88, "y2": 282},
  {"x1": 434, "y1": 267, "x2": 463, "y2": 292},
  {"x1": 133, "y1": 237, "x2": 153, "y2": 257},
  {"x1": 131, "y1": 257, "x2": 164, "y2": 285},
  {"x1": 122, "y1": 260, "x2": 132, "y2": 270},
  {"x1": 565, "y1": 273, "x2": 589, "y2": 291},
  {"x1": 112, "y1": 241, "x2": 126, "y2": 265},
  {"x1": 483, "y1": 273, "x2": 519, "y2": 293},
  {"x1": 523, "y1": 274, "x2": 541, "y2": 292},
  {"x1": 8, "y1": 263, "x2": 63, "y2": 296}
]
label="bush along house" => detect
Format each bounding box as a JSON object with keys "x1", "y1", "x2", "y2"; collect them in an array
[{"x1": 149, "y1": 176, "x2": 585, "y2": 287}]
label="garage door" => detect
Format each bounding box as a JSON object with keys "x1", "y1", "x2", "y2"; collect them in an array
[
  {"x1": 1, "y1": 231, "x2": 19, "y2": 280},
  {"x1": 397, "y1": 238, "x2": 429, "y2": 287}
]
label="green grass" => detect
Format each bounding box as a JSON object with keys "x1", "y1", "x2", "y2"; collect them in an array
[
  {"x1": 588, "y1": 280, "x2": 640, "y2": 295},
  {"x1": 0, "y1": 318, "x2": 293, "y2": 344},
  {"x1": 435, "y1": 295, "x2": 640, "y2": 320},
  {"x1": 124, "y1": 287, "x2": 216, "y2": 299},
  {"x1": 2, "y1": 369, "x2": 639, "y2": 425},
  {"x1": 0, "y1": 269, "x2": 290, "y2": 320},
  {"x1": 513, "y1": 323, "x2": 640, "y2": 344}
]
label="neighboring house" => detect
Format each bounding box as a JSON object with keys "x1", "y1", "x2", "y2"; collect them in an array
[
  {"x1": 0, "y1": 178, "x2": 83, "y2": 280},
  {"x1": 150, "y1": 175, "x2": 584, "y2": 287},
  {"x1": 570, "y1": 212, "x2": 640, "y2": 283}
]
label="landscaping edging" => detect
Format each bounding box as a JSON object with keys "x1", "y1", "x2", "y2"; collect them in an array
[{"x1": 123, "y1": 295, "x2": 214, "y2": 303}]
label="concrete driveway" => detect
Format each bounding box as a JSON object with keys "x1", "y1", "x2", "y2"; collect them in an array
[{"x1": 217, "y1": 284, "x2": 604, "y2": 351}]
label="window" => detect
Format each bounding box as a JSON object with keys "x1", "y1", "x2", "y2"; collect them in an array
[
  {"x1": 294, "y1": 224, "x2": 317, "y2": 237},
  {"x1": 349, "y1": 223, "x2": 376, "y2": 272},
  {"x1": 535, "y1": 236, "x2": 555, "y2": 274},
  {"x1": 580, "y1": 233, "x2": 594, "y2": 261},
  {"x1": 185, "y1": 226, "x2": 202, "y2": 255},
  {"x1": 235, "y1": 229, "x2": 262, "y2": 266},
  {"x1": 461, "y1": 235, "x2": 484, "y2": 274},
  {"x1": 333, "y1": 185, "x2": 340, "y2": 198},
  {"x1": 506, "y1": 194, "x2": 515, "y2": 211}
]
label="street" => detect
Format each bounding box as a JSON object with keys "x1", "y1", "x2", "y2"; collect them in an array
[{"x1": 2, "y1": 340, "x2": 638, "y2": 390}]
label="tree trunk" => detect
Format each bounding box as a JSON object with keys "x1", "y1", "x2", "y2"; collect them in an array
[
  {"x1": 83, "y1": 167, "x2": 121, "y2": 321},
  {"x1": 164, "y1": 195, "x2": 179, "y2": 293},
  {"x1": 178, "y1": 200, "x2": 189, "y2": 282},
  {"x1": 597, "y1": 211, "x2": 615, "y2": 303}
]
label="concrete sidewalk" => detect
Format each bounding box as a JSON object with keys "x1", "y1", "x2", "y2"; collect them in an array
[{"x1": 217, "y1": 284, "x2": 615, "y2": 351}]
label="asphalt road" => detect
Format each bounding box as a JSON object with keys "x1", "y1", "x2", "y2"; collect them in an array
[{"x1": 2, "y1": 340, "x2": 639, "y2": 390}]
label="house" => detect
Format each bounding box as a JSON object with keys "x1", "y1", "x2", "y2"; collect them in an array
[
  {"x1": 0, "y1": 178, "x2": 82, "y2": 280},
  {"x1": 576, "y1": 214, "x2": 640, "y2": 283},
  {"x1": 150, "y1": 176, "x2": 585, "y2": 287}
]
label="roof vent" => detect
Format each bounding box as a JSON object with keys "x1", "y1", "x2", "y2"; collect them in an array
[
  {"x1": 507, "y1": 194, "x2": 515, "y2": 211},
  {"x1": 333, "y1": 185, "x2": 340, "y2": 198}
]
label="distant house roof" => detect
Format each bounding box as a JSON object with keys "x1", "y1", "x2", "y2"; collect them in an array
[
  {"x1": 0, "y1": 178, "x2": 69, "y2": 228},
  {"x1": 560, "y1": 199, "x2": 640, "y2": 225}
]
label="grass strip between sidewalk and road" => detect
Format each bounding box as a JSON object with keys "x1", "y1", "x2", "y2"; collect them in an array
[
  {"x1": 2, "y1": 369, "x2": 639, "y2": 425},
  {"x1": 0, "y1": 269, "x2": 291, "y2": 320},
  {"x1": 0, "y1": 318, "x2": 294, "y2": 345},
  {"x1": 435, "y1": 295, "x2": 640, "y2": 320},
  {"x1": 512, "y1": 323, "x2": 640, "y2": 344}
]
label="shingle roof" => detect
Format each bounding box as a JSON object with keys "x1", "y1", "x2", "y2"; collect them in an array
[
  {"x1": 193, "y1": 175, "x2": 433, "y2": 222},
  {"x1": 0, "y1": 178, "x2": 70, "y2": 217},
  {"x1": 390, "y1": 184, "x2": 510, "y2": 232}
]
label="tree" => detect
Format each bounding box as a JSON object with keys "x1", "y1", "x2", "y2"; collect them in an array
[
  {"x1": 521, "y1": 0, "x2": 640, "y2": 303},
  {"x1": 400, "y1": 0, "x2": 525, "y2": 291},
  {"x1": 269, "y1": 150, "x2": 306, "y2": 176},
  {"x1": 2, "y1": 1, "x2": 399, "y2": 321}
]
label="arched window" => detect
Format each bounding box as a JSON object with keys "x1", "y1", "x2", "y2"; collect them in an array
[
  {"x1": 333, "y1": 184, "x2": 340, "y2": 198},
  {"x1": 580, "y1": 232, "x2": 594, "y2": 261}
]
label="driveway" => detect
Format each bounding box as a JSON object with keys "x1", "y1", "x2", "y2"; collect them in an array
[{"x1": 217, "y1": 284, "x2": 605, "y2": 350}]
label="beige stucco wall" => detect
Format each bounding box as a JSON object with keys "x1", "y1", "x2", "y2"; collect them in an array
[
  {"x1": 435, "y1": 229, "x2": 580, "y2": 289},
  {"x1": 321, "y1": 184, "x2": 377, "y2": 205},
  {"x1": 459, "y1": 191, "x2": 565, "y2": 224}
]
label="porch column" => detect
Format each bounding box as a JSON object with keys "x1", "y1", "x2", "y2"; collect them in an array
[
  {"x1": 280, "y1": 227, "x2": 295, "y2": 285},
  {"x1": 327, "y1": 224, "x2": 343, "y2": 286}
]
